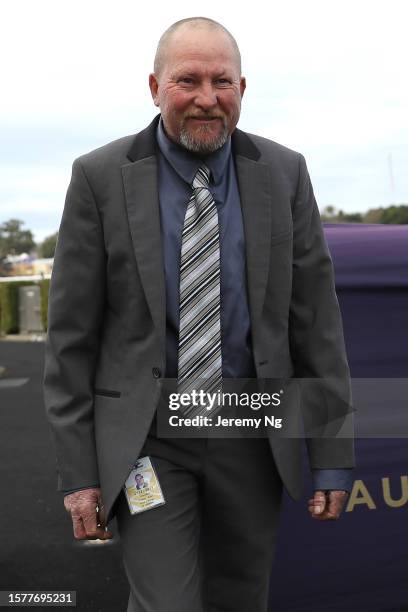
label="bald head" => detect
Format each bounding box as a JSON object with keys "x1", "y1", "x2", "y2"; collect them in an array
[{"x1": 154, "y1": 17, "x2": 242, "y2": 78}]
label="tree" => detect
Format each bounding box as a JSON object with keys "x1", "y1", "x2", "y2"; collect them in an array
[
  {"x1": 363, "y1": 208, "x2": 384, "y2": 224},
  {"x1": 319, "y1": 206, "x2": 362, "y2": 223},
  {"x1": 320, "y1": 205, "x2": 338, "y2": 221},
  {"x1": 39, "y1": 232, "x2": 58, "y2": 258},
  {"x1": 0, "y1": 219, "x2": 36, "y2": 258},
  {"x1": 379, "y1": 205, "x2": 408, "y2": 224},
  {"x1": 337, "y1": 210, "x2": 363, "y2": 223}
]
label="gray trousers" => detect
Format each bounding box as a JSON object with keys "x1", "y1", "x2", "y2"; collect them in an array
[{"x1": 116, "y1": 423, "x2": 282, "y2": 612}]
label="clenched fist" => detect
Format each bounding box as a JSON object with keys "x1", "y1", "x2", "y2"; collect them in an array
[
  {"x1": 64, "y1": 487, "x2": 113, "y2": 540},
  {"x1": 308, "y1": 490, "x2": 349, "y2": 520}
]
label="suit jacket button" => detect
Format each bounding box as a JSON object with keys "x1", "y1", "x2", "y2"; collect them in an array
[{"x1": 152, "y1": 367, "x2": 161, "y2": 379}]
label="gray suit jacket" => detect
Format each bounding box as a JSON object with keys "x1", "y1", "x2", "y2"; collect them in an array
[{"x1": 43, "y1": 115, "x2": 354, "y2": 522}]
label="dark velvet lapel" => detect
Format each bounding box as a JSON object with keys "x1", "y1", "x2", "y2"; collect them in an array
[{"x1": 122, "y1": 114, "x2": 272, "y2": 353}]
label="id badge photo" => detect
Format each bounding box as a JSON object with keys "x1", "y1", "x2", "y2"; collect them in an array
[{"x1": 123, "y1": 456, "x2": 166, "y2": 515}]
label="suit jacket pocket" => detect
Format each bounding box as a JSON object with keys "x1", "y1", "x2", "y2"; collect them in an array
[{"x1": 94, "y1": 388, "x2": 122, "y2": 398}]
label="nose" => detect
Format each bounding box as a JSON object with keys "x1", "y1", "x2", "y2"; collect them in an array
[{"x1": 194, "y1": 83, "x2": 218, "y2": 110}]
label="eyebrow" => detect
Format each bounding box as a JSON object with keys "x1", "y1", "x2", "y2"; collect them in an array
[{"x1": 171, "y1": 70, "x2": 232, "y2": 80}]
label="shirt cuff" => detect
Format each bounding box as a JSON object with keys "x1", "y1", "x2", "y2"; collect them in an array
[
  {"x1": 62, "y1": 484, "x2": 100, "y2": 497},
  {"x1": 311, "y1": 469, "x2": 354, "y2": 493}
]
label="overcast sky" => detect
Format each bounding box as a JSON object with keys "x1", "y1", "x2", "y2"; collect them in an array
[{"x1": 1, "y1": 0, "x2": 407, "y2": 242}]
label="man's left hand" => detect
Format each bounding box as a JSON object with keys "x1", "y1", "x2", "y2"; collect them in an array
[{"x1": 308, "y1": 490, "x2": 348, "y2": 520}]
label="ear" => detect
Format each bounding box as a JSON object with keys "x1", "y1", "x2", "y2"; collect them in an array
[
  {"x1": 149, "y1": 73, "x2": 160, "y2": 107},
  {"x1": 239, "y1": 76, "x2": 246, "y2": 99}
]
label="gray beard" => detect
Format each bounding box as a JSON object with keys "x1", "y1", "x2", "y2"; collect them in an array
[{"x1": 178, "y1": 120, "x2": 229, "y2": 154}]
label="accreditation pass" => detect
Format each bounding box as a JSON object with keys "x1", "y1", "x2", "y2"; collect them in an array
[{"x1": 124, "y1": 456, "x2": 165, "y2": 515}]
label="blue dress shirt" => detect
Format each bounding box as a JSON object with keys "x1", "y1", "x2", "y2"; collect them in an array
[{"x1": 156, "y1": 119, "x2": 255, "y2": 381}]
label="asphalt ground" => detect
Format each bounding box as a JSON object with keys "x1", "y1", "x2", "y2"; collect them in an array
[{"x1": 0, "y1": 340, "x2": 128, "y2": 612}]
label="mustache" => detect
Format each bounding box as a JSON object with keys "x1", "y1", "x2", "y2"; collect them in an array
[{"x1": 184, "y1": 114, "x2": 225, "y2": 120}]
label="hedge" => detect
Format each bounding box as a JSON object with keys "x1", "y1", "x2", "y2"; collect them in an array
[{"x1": 0, "y1": 278, "x2": 50, "y2": 335}]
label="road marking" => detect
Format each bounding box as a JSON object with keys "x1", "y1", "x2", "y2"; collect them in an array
[{"x1": 0, "y1": 378, "x2": 29, "y2": 388}]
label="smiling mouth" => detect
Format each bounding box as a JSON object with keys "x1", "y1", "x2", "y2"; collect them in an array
[{"x1": 188, "y1": 117, "x2": 221, "y2": 121}]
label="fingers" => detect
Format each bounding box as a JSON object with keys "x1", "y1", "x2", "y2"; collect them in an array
[
  {"x1": 73, "y1": 505, "x2": 113, "y2": 540},
  {"x1": 79, "y1": 506, "x2": 110, "y2": 540},
  {"x1": 308, "y1": 490, "x2": 326, "y2": 518},
  {"x1": 308, "y1": 490, "x2": 349, "y2": 521},
  {"x1": 71, "y1": 513, "x2": 87, "y2": 540},
  {"x1": 325, "y1": 490, "x2": 348, "y2": 519},
  {"x1": 64, "y1": 487, "x2": 113, "y2": 540},
  {"x1": 96, "y1": 501, "x2": 106, "y2": 528}
]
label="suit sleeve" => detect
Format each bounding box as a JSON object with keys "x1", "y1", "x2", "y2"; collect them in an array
[
  {"x1": 43, "y1": 158, "x2": 106, "y2": 491},
  {"x1": 289, "y1": 153, "x2": 355, "y2": 470}
]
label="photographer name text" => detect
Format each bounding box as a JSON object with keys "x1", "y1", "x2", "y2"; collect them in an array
[{"x1": 168, "y1": 415, "x2": 283, "y2": 429}]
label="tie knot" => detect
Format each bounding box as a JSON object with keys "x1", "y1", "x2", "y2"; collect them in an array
[{"x1": 193, "y1": 164, "x2": 211, "y2": 190}]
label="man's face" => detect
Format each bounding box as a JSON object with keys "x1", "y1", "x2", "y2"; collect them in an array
[
  {"x1": 149, "y1": 26, "x2": 246, "y2": 154},
  {"x1": 135, "y1": 475, "x2": 144, "y2": 486}
]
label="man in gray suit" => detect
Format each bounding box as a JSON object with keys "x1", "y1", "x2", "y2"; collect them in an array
[{"x1": 44, "y1": 16, "x2": 354, "y2": 612}]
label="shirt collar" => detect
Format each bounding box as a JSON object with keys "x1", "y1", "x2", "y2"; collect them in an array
[{"x1": 156, "y1": 117, "x2": 231, "y2": 186}]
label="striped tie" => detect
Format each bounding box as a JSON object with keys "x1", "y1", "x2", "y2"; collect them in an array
[{"x1": 177, "y1": 164, "x2": 222, "y2": 417}]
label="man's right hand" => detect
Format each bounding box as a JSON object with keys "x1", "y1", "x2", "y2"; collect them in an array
[{"x1": 64, "y1": 487, "x2": 113, "y2": 540}]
